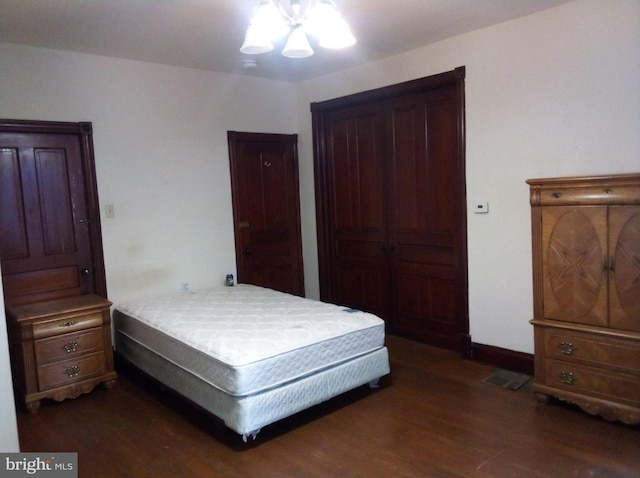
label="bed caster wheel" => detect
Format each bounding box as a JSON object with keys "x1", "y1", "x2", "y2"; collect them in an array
[{"x1": 242, "y1": 429, "x2": 261, "y2": 443}]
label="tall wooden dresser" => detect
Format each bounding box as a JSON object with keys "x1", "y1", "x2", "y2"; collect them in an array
[
  {"x1": 6, "y1": 294, "x2": 117, "y2": 412},
  {"x1": 526, "y1": 174, "x2": 640, "y2": 424}
]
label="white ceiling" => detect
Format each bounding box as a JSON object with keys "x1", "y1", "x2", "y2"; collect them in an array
[{"x1": 0, "y1": 0, "x2": 573, "y2": 83}]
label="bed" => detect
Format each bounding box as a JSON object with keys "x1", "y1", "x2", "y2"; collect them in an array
[{"x1": 113, "y1": 284, "x2": 390, "y2": 441}]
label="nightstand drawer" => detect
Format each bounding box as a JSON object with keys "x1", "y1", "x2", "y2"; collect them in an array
[
  {"x1": 35, "y1": 328, "x2": 104, "y2": 365},
  {"x1": 545, "y1": 359, "x2": 640, "y2": 406},
  {"x1": 544, "y1": 329, "x2": 640, "y2": 375},
  {"x1": 32, "y1": 311, "x2": 103, "y2": 339},
  {"x1": 37, "y1": 352, "x2": 107, "y2": 391}
]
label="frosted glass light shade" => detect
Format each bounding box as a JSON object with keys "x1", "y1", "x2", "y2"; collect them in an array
[
  {"x1": 240, "y1": 24, "x2": 274, "y2": 54},
  {"x1": 281, "y1": 27, "x2": 314, "y2": 58},
  {"x1": 251, "y1": 0, "x2": 289, "y2": 41},
  {"x1": 318, "y1": 16, "x2": 355, "y2": 49},
  {"x1": 307, "y1": 0, "x2": 355, "y2": 49}
]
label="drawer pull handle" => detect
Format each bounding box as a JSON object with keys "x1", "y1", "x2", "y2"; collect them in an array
[
  {"x1": 63, "y1": 341, "x2": 79, "y2": 353},
  {"x1": 59, "y1": 321, "x2": 78, "y2": 328},
  {"x1": 557, "y1": 342, "x2": 577, "y2": 355},
  {"x1": 603, "y1": 188, "x2": 613, "y2": 194},
  {"x1": 551, "y1": 192, "x2": 563, "y2": 199},
  {"x1": 65, "y1": 365, "x2": 80, "y2": 378},
  {"x1": 559, "y1": 371, "x2": 576, "y2": 385}
]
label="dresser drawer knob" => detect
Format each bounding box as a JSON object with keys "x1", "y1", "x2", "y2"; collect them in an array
[
  {"x1": 559, "y1": 371, "x2": 576, "y2": 385},
  {"x1": 557, "y1": 342, "x2": 577, "y2": 355},
  {"x1": 59, "y1": 321, "x2": 78, "y2": 328},
  {"x1": 551, "y1": 192, "x2": 563, "y2": 199},
  {"x1": 64, "y1": 365, "x2": 81, "y2": 378},
  {"x1": 63, "y1": 341, "x2": 79, "y2": 353}
]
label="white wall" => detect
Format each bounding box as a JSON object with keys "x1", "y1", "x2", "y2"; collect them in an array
[
  {"x1": 295, "y1": 0, "x2": 640, "y2": 353},
  {"x1": 0, "y1": 264, "x2": 19, "y2": 452},
  {"x1": 0, "y1": 44, "x2": 297, "y2": 305}
]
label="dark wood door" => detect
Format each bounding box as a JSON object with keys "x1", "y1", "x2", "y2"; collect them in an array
[
  {"x1": 0, "y1": 120, "x2": 106, "y2": 306},
  {"x1": 312, "y1": 68, "x2": 468, "y2": 353},
  {"x1": 322, "y1": 103, "x2": 390, "y2": 319},
  {"x1": 227, "y1": 131, "x2": 304, "y2": 296},
  {"x1": 387, "y1": 86, "x2": 466, "y2": 349}
]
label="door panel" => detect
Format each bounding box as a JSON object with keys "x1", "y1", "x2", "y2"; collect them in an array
[
  {"x1": 2, "y1": 267, "x2": 80, "y2": 300},
  {"x1": 324, "y1": 104, "x2": 390, "y2": 317},
  {"x1": 388, "y1": 87, "x2": 465, "y2": 348},
  {"x1": 228, "y1": 132, "x2": 304, "y2": 297},
  {"x1": 394, "y1": 269, "x2": 458, "y2": 342},
  {"x1": 0, "y1": 147, "x2": 28, "y2": 260},
  {"x1": 37, "y1": 148, "x2": 78, "y2": 255},
  {"x1": 0, "y1": 121, "x2": 105, "y2": 306}
]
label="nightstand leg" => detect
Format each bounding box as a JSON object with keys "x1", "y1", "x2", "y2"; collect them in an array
[
  {"x1": 534, "y1": 392, "x2": 551, "y2": 404},
  {"x1": 25, "y1": 400, "x2": 41, "y2": 414}
]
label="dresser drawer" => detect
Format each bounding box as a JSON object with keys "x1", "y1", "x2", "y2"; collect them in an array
[
  {"x1": 34, "y1": 327, "x2": 104, "y2": 365},
  {"x1": 36, "y1": 352, "x2": 107, "y2": 391},
  {"x1": 32, "y1": 311, "x2": 104, "y2": 339},
  {"x1": 544, "y1": 329, "x2": 640, "y2": 376},
  {"x1": 545, "y1": 359, "x2": 640, "y2": 406},
  {"x1": 535, "y1": 183, "x2": 640, "y2": 206}
]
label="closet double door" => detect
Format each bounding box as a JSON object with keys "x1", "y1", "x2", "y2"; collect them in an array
[{"x1": 313, "y1": 69, "x2": 467, "y2": 351}]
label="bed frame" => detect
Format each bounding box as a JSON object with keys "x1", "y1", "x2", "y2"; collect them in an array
[{"x1": 116, "y1": 332, "x2": 389, "y2": 441}]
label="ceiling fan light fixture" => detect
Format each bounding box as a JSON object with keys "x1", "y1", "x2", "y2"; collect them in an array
[{"x1": 240, "y1": 0, "x2": 355, "y2": 58}]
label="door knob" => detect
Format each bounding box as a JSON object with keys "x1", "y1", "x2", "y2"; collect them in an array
[
  {"x1": 81, "y1": 268, "x2": 91, "y2": 276},
  {"x1": 244, "y1": 247, "x2": 252, "y2": 255}
]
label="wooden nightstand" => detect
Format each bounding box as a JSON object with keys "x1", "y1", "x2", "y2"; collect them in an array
[{"x1": 6, "y1": 294, "x2": 118, "y2": 412}]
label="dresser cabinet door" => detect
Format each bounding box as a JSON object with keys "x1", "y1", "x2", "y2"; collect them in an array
[
  {"x1": 609, "y1": 206, "x2": 640, "y2": 331},
  {"x1": 542, "y1": 206, "x2": 608, "y2": 326}
]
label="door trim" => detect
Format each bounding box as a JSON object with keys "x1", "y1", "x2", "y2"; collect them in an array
[{"x1": 0, "y1": 119, "x2": 107, "y2": 300}]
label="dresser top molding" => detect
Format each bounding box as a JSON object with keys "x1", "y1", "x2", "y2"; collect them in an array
[
  {"x1": 526, "y1": 173, "x2": 640, "y2": 186},
  {"x1": 527, "y1": 173, "x2": 640, "y2": 206}
]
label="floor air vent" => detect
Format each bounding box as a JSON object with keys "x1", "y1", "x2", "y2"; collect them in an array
[{"x1": 482, "y1": 369, "x2": 532, "y2": 391}]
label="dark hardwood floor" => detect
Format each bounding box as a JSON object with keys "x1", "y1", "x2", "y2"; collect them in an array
[{"x1": 16, "y1": 335, "x2": 639, "y2": 477}]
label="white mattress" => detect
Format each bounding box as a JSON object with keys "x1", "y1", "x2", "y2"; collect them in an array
[{"x1": 113, "y1": 284, "x2": 386, "y2": 397}]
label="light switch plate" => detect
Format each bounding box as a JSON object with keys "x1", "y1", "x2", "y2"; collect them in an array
[{"x1": 474, "y1": 202, "x2": 489, "y2": 214}]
